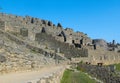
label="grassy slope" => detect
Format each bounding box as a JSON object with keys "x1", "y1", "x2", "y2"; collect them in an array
[{"x1": 61, "y1": 69, "x2": 96, "y2": 83}]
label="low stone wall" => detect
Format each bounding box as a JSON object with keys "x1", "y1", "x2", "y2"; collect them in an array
[
  {"x1": 78, "y1": 63, "x2": 120, "y2": 83},
  {"x1": 27, "y1": 66, "x2": 65, "y2": 83},
  {"x1": 26, "y1": 44, "x2": 65, "y2": 61}
]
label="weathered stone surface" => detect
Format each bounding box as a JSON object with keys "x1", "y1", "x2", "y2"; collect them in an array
[
  {"x1": 78, "y1": 63, "x2": 120, "y2": 83},
  {"x1": 0, "y1": 20, "x2": 5, "y2": 30},
  {"x1": 20, "y1": 28, "x2": 28, "y2": 37},
  {"x1": 0, "y1": 40, "x2": 4, "y2": 46},
  {"x1": 0, "y1": 13, "x2": 120, "y2": 76},
  {"x1": 41, "y1": 19, "x2": 46, "y2": 25},
  {"x1": 0, "y1": 30, "x2": 58, "y2": 73},
  {"x1": 0, "y1": 55, "x2": 6, "y2": 63},
  {"x1": 92, "y1": 39, "x2": 108, "y2": 49},
  {"x1": 35, "y1": 33, "x2": 88, "y2": 58}
]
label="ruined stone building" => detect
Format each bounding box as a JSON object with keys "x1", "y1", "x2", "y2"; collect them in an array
[
  {"x1": 0, "y1": 13, "x2": 120, "y2": 65},
  {"x1": 0, "y1": 13, "x2": 90, "y2": 59}
]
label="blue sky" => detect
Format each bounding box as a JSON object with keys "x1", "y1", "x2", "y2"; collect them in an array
[{"x1": 0, "y1": 0, "x2": 120, "y2": 43}]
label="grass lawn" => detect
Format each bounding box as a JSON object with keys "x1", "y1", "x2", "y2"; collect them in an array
[
  {"x1": 114, "y1": 63, "x2": 120, "y2": 71},
  {"x1": 61, "y1": 69, "x2": 96, "y2": 83}
]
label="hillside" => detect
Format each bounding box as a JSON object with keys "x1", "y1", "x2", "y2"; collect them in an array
[{"x1": 0, "y1": 13, "x2": 120, "y2": 83}]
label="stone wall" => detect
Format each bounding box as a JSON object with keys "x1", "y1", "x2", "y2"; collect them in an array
[
  {"x1": 0, "y1": 13, "x2": 92, "y2": 48},
  {"x1": 0, "y1": 20, "x2": 5, "y2": 30},
  {"x1": 0, "y1": 29, "x2": 66, "y2": 61},
  {"x1": 35, "y1": 33, "x2": 88, "y2": 59},
  {"x1": 0, "y1": 15, "x2": 89, "y2": 60},
  {"x1": 78, "y1": 63, "x2": 120, "y2": 83},
  {"x1": 0, "y1": 29, "x2": 68, "y2": 74},
  {"x1": 27, "y1": 66, "x2": 66, "y2": 83}
]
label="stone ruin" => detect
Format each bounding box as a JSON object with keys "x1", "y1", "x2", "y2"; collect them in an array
[
  {"x1": 107, "y1": 40, "x2": 120, "y2": 52},
  {"x1": 0, "y1": 13, "x2": 92, "y2": 59},
  {"x1": 0, "y1": 13, "x2": 120, "y2": 64},
  {"x1": 78, "y1": 63, "x2": 120, "y2": 83},
  {"x1": 20, "y1": 28, "x2": 28, "y2": 37},
  {"x1": 0, "y1": 13, "x2": 92, "y2": 46},
  {"x1": 0, "y1": 13, "x2": 120, "y2": 83},
  {"x1": 92, "y1": 39, "x2": 120, "y2": 52},
  {"x1": 0, "y1": 20, "x2": 4, "y2": 30}
]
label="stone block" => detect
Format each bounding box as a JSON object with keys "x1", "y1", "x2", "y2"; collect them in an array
[
  {"x1": 109, "y1": 65, "x2": 116, "y2": 72},
  {"x1": 39, "y1": 78, "x2": 46, "y2": 83},
  {"x1": 0, "y1": 20, "x2": 5, "y2": 30},
  {"x1": 0, "y1": 55, "x2": 6, "y2": 63},
  {"x1": 56, "y1": 48, "x2": 60, "y2": 53},
  {"x1": 20, "y1": 28, "x2": 28, "y2": 37},
  {"x1": 0, "y1": 40, "x2": 4, "y2": 46}
]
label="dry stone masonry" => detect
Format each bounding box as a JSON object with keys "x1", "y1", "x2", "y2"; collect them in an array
[
  {"x1": 0, "y1": 12, "x2": 120, "y2": 78},
  {"x1": 78, "y1": 63, "x2": 120, "y2": 83},
  {"x1": 27, "y1": 66, "x2": 65, "y2": 83},
  {"x1": 0, "y1": 13, "x2": 90, "y2": 59}
]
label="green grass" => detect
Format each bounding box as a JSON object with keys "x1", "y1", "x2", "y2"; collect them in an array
[
  {"x1": 61, "y1": 69, "x2": 73, "y2": 83},
  {"x1": 61, "y1": 69, "x2": 96, "y2": 83},
  {"x1": 30, "y1": 49, "x2": 37, "y2": 53},
  {"x1": 114, "y1": 63, "x2": 120, "y2": 71}
]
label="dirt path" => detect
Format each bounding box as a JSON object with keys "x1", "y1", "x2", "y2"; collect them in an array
[{"x1": 0, "y1": 65, "x2": 65, "y2": 83}]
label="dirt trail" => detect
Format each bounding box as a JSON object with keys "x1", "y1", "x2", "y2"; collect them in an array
[{"x1": 0, "y1": 65, "x2": 65, "y2": 83}]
